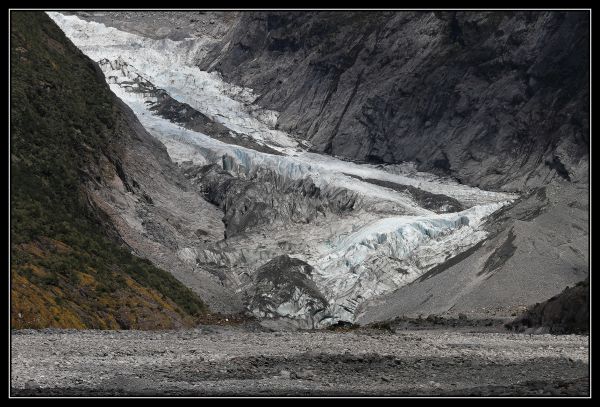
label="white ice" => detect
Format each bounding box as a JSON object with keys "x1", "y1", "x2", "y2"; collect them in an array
[
  {"x1": 47, "y1": 12, "x2": 299, "y2": 152},
  {"x1": 49, "y1": 12, "x2": 518, "y2": 325}
]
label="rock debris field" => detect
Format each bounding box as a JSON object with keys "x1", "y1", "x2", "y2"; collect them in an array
[{"x1": 11, "y1": 326, "x2": 589, "y2": 396}]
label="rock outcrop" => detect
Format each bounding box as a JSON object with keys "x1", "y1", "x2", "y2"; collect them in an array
[
  {"x1": 506, "y1": 277, "x2": 589, "y2": 334},
  {"x1": 247, "y1": 255, "x2": 329, "y2": 328},
  {"x1": 44, "y1": 11, "x2": 589, "y2": 327},
  {"x1": 200, "y1": 11, "x2": 589, "y2": 190}
]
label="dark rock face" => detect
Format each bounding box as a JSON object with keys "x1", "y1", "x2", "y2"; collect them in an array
[
  {"x1": 36, "y1": 11, "x2": 589, "y2": 326},
  {"x1": 200, "y1": 11, "x2": 589, "y2": 190},
  {"x1": 184, "y1": 163, "x2": 358, "y2": 238},
  {"x1": 507, "y1": 277, "x2": 589, "y2": 334},
  {"x1": 343, "y1": 173, "x2": 464, "y2": 213},
  {"x1": 247, "y1": 255, "x2": 329, "y2": 328}
]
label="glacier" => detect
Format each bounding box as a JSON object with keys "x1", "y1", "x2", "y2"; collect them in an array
[{"x1": 48, "y1": 12, "x2": 518, "y2": 326}]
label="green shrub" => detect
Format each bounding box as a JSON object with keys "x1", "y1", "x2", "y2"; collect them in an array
[{"x1": 10, "y1": 11, "x2": 207, "y2": 325}]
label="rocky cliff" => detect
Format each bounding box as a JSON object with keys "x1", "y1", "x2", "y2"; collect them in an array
[
  {"x1": 196, "y1": 10, "x2": 590, "y2": 324},
  {"x1": 200, "y1": 11, "x2": 590, "y2": 191},
  {"x1": 33, "y1": 10, "x2": 590, "y2": 328}
]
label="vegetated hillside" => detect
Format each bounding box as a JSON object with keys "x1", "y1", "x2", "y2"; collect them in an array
[
  {"x1": 200, "y1": 11, "x2": 590, "y2": 190},
  {"x1": 10, "y1": 11, "x2": 210, "y2": 329}
]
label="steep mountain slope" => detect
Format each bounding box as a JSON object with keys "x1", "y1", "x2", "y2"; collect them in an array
[
  {"x1": 10, "y1": 11, "x2": 227, "y2": 329},
  {"x1": 199, "y1": 11, "x2": 589, "y2": 191},
  {"x1": 356, "y1": 180, "x2": 589, "y2": 322},
  {"x1": 49, "y1": 12, "x2": 527, "y2": 327},
  {"x1": 44, "y1": 11, "x2": 589, "y2": 328},
  {"x1": 196, "y1": 10, "x2": 590, "y2": 323}
]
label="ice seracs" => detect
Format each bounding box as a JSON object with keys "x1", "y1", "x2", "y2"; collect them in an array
[{"x1": 49, "y1": 12, "x2": 518, "y2": 327}]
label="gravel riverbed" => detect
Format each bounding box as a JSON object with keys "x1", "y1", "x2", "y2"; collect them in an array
[{"x1": 11, "y1": 326, "x2": 589, "y2": 396}]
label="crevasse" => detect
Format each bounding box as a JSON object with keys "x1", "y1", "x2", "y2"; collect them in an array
[{"x1": 48, "y1": 12, "x2": 517, "y2": 326}]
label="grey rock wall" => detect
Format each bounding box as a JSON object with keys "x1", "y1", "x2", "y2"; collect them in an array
[{"x1": 200, "y1": 11, "x2": 589, "y2": 191}]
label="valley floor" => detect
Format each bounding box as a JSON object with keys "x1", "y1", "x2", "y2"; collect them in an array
[{"x1": 11, "y1": 326, "x2": 589, "y2": 397}]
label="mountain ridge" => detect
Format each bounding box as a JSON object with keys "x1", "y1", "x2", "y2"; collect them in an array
[
  {"x1": 199, "y1": 11, "x2": 590, "y2": 191},
  {"x1": 10, "y1": 11, "x2": 221, "y2": 329}
]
